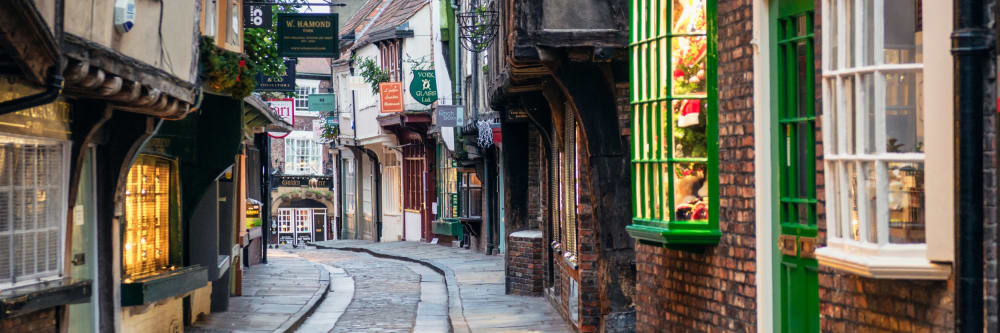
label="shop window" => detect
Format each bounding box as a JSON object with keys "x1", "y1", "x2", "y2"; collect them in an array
[
  {"x1": 437, "y1": 145, "x2": 458, "y2": 218},
  {"x1": 0, "y1": 135, "x2": 70, "y2": 286},
  {"x1": 278, "y1": 209, "x2": 293, "y2": 233},
  {"x1": 459, "y1": 172, "x2": 482, "y2": 218},
  {"x1": 403, "y1": 142, "x2": 425, "y2": 211},
  {"x1": 343, "y1": 159, "x2": 356, "y2": 215},
  {"x1": 123, "y1": 155, "x2": 176, "y2": 281},
  {"x1": 626, "y1": 0, "x2": 720, "y2": 245},
  {"x1": 816, "y1": 0, "x2": 949, "y2": 279},
  {"x1": 559, "y1": 106, "x2": 581, "y2": 263},
  {"x1": 382, "y1": 148, "x2": 401, "y2": 214}
]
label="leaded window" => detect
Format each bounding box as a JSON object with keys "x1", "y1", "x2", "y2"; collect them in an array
[
  {"x1": 627, "y1": 0, "x2": 720, "y2": 244},
  {"x1": 123, "y1": 155, "x2": 176, "y2": 281},
  {"x1": 0, "y1": 135, "x2": 69, "y2": 286}
]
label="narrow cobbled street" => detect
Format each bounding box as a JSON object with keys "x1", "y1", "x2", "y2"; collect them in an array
[{"x1": 190, "y1": 241, "x2": 571, "y2": 332}]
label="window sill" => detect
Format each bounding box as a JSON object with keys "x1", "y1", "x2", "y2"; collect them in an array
[
  {"x1": 815, "y1": 246, "x2": 951, "y2": 280},
  {"x1": 0, "y1": 278, "x2": 91, "y2": 319},
  {"x1": 626, "y1": 221, "x2": 720, "y2": 245},
  {"x1": 121, "y1": 265, "x2": 207, "y2": 306}
]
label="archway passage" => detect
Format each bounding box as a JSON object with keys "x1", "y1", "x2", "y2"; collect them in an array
[{"x1": 271, "y1": 191, "x2": 337, "y2": 244}]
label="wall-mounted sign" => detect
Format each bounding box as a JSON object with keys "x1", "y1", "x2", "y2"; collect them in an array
[
  {"x1": 267, "y1": 98, "x2": 295, "y2": 124},
  {"x1": 437, "y1": 105, "x2": 460, "y2": 127},
  {"x1": 277, "y1": 13, "x2": 339, "y2": 58},
  {"x1": 308, "y1": 93, "x2": 335, "y2": 112},
  {"x1": 409, "y1": 70, "x2": 438, "y2": 105},
  {"x1": 379, "y1": 82, "x2": 404, "y2": 113},
  {"x1": 246, "y1": 202, "x2": 262, "y2": 227},
  {"x1": 276, "y1": 175, "x2": 332, "y2": 188},
  {"x1": 256, "y1": 60, "x2": 296, "y2": 92},
  {"x1": 243, "y1": 3, "x2": 272, "y2": 28}
]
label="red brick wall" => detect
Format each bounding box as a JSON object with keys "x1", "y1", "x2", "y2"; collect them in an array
[
  {"x1": 1, "y1": 307, "x2": 59, "y2": 333},
  {"x1": 507, "y1": 231, "x2": 544, "y2": 296},
  {"x1": 633, "y1": 1, "x2": 758, "y2": 332}
]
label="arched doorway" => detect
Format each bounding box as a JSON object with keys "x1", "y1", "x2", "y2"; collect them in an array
[{"x1": 271, "y1": 191, "x2": 336, "y2": 245}]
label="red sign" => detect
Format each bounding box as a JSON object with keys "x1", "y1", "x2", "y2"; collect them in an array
[
  {"x1": 267, "y1": 98, "x2": 295, "y2": 138},
  {"x1": 379, "y1": 82, "x2": 404, "y2": 113}
]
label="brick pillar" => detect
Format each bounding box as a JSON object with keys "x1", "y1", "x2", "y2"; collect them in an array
[{"x1": 506, "y1": 230, "x2": 544, "y2": 296}]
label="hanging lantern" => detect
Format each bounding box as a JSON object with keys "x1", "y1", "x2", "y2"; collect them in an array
[{"x1": 457, "y1": 0, "x2": 499, "y2": 53}]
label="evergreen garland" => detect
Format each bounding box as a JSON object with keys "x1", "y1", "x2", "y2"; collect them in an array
[{"x1": 200, "y1": 37, "x2": 257, "y2": 99}]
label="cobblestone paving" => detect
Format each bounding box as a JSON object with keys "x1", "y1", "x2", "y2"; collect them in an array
[{"x1": 295, "y1": 249, "x2": 422, "y2": 333}]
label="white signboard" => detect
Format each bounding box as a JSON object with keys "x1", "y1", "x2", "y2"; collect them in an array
[{"x1": 268, "y1": 98, "x2": 296, "y2": 138}]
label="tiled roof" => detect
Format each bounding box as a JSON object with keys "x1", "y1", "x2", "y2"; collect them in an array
[
  {"x1": 364, "y1": 0, "x2": 429, "y2": 35},
  {"x1": 341, "y1": 0, "x2": 386, "y2": 37}
]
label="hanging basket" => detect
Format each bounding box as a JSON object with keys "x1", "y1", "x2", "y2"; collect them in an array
[{"x1": 457, "y1": 0, "x2": 499, "y2": 53}]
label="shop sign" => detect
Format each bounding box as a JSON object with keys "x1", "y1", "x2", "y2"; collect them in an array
[
  {"x1": 409, "y1": 70, "x2": 438, "y2": 105},
  {"x1": 267, "y1": 98, "x2": 295, "y2": 124},
  {"x1": 437, "y1": 105, "x2": 460, "y2": 127},
  {"x1": 243, "y1": 4, "x2": 272, "y2": 28},
  {"x1": 277, "y1": 13, "x2": 339, "y2": 58},
  {"x1": 379, "y1": 82, "x2": 404, "y2": 113},
  {"x1": 256, "y1": 60, "x2": 296, "y2": 92},
  {"x1": 246, "y1": 202, "x2": 262, "y2": 228},
  {"x1": 308, "y1": 93, "x2": 335, "y2": 112},
  {"x1": 278, "y1": 235, "x2": 294, "y2": 244},
  {"x1": 277, "y1": 175, "x2": 332, "y2": 187}
]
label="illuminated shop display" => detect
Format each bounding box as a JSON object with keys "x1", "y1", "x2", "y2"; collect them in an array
[
  {"x1": 123, "y1": 155, "x2": 175, "y2": 280},
  {"x1": 627, "y1": 0, "x2": 720, "y2": 244}
]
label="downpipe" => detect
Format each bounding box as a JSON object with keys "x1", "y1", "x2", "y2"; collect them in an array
[{"x1": 951, "y1": 0, "x2": 992, "y2": 330}]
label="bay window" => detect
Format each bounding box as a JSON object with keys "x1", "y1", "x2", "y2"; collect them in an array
[
  {"x1": 284, "y1": 132, "x2": 322, "y2": 175},
  {"x1": 626, "y1": 0, "x2": 720, "y2": 245},
  {"x1": 817, "y1": 0, "x2": 951, "y2": 279}
]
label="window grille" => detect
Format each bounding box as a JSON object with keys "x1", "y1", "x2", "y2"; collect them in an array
[
  {"x1": 278, "y1": 209, "x2": 293, "y2": 233},
  {"x1": 284, "y1": 138, "x2": 322, "y2": 175},
  {"x1": 295, "y1": 86, "x2": 318, "y2": 110},
  {"x1": 0, "y1": 135, "x2": 69, "y2": 286},
  {"x1": 460, "y1": 172, "x2": 482, "y2": 218},
  {"x1": 123, "y1": 155, "x2": 174, "y2": 280}
]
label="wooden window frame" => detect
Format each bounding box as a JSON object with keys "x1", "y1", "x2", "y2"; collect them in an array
[
  {"x1": 122, "y1": 154, "x2": 181, "y2": 282},
  {"x1": 815, "y1": 0, "x2": 950, "y2": 279},
  {"x1": 626, "y1": 0, "x2": 721, "y2": 245}
]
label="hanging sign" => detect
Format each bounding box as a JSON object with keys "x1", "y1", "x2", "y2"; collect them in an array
[
  {"x1": 267, "y1": 98, "x2": 295, "y2": 138},
  {"x1": 277, "y1": 13, "x2": 339, "y2": 58},
  {"x1": 379, "y1": 82, "x2": 404, "y2": 113},
  {"x1": 308, "y1": 93, "x2": 335, "y2": 112},
  {"x1": 256, "y1": 60, "x2": 296, "y2": 92},
  {"x1": 437, "y1": 105, "x2": 460, "y2": 127},
  {"x1": 409, "y1": 70, "x2": 438, "y2": 105},
  {"x1": 243, "y1": 3, "x2": 272, "y2": 28}
]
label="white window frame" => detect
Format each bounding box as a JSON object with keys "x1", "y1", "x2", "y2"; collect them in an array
[
  {"x1": 284, "y1": 131, "x2": 323, "y2": 175},
  {"x1": 278, "y1": 209, "x2": 292, "y2": 233},
  {"x1": 816, "y1": 0, "x2": 951, "y2": 279},
  {"x1": 381, "y1": 146, "x2": 402, "y2": 216},
  {"x1": 0, "y1": 134, "x2": 71, "y2": 288},
  {"x1": 344, "y1": 158, "x2": 356, "y2": 215}
]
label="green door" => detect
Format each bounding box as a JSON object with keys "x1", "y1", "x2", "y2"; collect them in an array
[{"x1": 772, "y1": 1, "x2": 819, "y2": 332}]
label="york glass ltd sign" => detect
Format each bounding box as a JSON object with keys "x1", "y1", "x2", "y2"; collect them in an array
[
  {"x1": 277, "y1": 13, "x2": 339, "y2": 58},
  {"x1": 409, "y1": 70, "x2": 438, "y2": 105}
]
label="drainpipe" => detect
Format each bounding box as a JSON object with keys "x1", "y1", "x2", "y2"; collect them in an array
[
  {"x1": 0, "y1": 0, "x2": 65, "y2": 116},
  {"x1": 952, "y1": 0, "x2": 992, "y2": 331}
]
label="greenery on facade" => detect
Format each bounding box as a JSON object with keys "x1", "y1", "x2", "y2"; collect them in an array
[
  {"x1": 200, "y1": 36, "x2": 256, "y2": 99},
  {"x1": 356, "y1": 56, "x2": 391, "y2": 95}
]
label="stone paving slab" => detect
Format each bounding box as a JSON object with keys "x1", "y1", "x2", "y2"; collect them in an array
[
  {"x1": 188, "y1": 250, "x2": 330, "y2": 333},
  {"x1": 312, "y1": 240, "x2": 573, "y2": 333}
]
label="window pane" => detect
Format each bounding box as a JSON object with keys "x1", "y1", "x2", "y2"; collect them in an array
[
  {"x1": 888, "y1": 162, "x2": 925, "y2": 243},
  {"x1": 795, "y1": 122, "x2": 813, "y2": 199},
  {"x1": 826, "y1": 79, "x2": 839, "y2": 153},
  {"x1": 845, "y1": 0, "x2": 855, "y2": 68},
  {"x1": 846, "y1": 162, "x2": 860, "y2": 241},
  {"x1": 842, "y1": 77, "x2": 856, "y2": 154},
  {"x1": 671, "y1": 0, "x2": 706, "y2": 34},
  {"x1": 828, "y1": 0, "x2": 839, "y2": 69},
  {"x1": 797, "y1": 39, "x2": 811, "y2": 117},
  {"x1": 861, "y1": 162, "x2": 878, "y2": 243},
  {"x1": 672, "y1": 99, "x2": 707, "y2": 158},
  {"x1": 672, "y1": 36, "x2": 707, "y2": 96},
  {"x1": 863, "y1": 73, "x2": 876, "y2": 154},
  {"x1": 864, "y1": 0, "x2": 875, "y2": 65},
  {"x1": 884, "y1": 0, "x2": 919, "y2": 64},
  {"x1": 827, "y1": 162, "x2": 841, "y2": 238},
  {"x1": 885, "y1": 71, "x2": 923, "y2": 153},
  {"x1": 673, "y1": 163, "x2": 708, "y2": 221},
  {"x1": 124, "y1": 156, "x2": 172, "y2": 280}
]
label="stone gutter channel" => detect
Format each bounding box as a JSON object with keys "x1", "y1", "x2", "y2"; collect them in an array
[
  {"x1": 275, "y1": 265, "x2": 331, "y2": 333},
  {"x1": 309, "y1": 243, "x2": 470, "y2": 333}
]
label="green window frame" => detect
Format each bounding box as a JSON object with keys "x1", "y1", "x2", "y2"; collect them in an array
[{"x1": 626, "y1": 0, "x2": 720, "y2": 245}]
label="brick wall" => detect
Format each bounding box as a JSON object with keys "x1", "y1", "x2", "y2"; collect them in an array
[
  {"x1": 507, "y1": 230, "x2": 544, "y2": 296},
  {"x1": 633, "y1": 1, "x2": 758, "y2": 332},
  {"x1": 0, "y1": 307, "x2": 58, "y2": 333},
  {"x1": 121, "y1": 295, "x2": 184, "y2": 333}
]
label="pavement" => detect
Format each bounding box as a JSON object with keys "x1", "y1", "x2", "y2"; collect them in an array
[
  {"x1": 187, "y1": 249, "x2": 330, "y2": 333},
  {"x1": 312, "y1": 240, "x2": 573, "y2": 333}
]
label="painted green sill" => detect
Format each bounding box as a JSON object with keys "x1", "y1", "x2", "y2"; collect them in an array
[
  {"x1": 432, "y1": 219, "x2": 463, "y2": 239},
  {"x1": 121, "y1": 265, "x2": 207, "y2": 307},
  {"x1": 626, "y1": 221, "x2": 721, "y2": 245}
]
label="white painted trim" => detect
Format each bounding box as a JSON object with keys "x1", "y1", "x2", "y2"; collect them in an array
[
  {"x1": 923, "y1": 0, "x2": 955, "y2": 263},
  {"x1": 815, "y1": 244, "x2": 951, "y2": 280},
  {"x1": 751, "y1": 1, "x2": 773, "y2": 332}
]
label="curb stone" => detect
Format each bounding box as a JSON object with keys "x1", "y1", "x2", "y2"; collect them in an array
[
  {"x1": 310, "y1": 242, "x2": 470, "y2": 333},
  {"x1": 273, "y1": 263, "x2": 331, "y2": 333}
]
